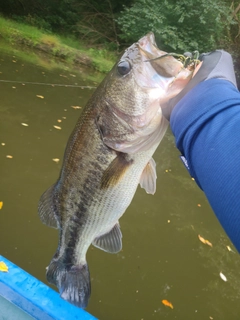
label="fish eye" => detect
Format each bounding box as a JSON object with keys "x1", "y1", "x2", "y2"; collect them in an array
[{"x1": 117, "y1": 60, "x2": 131, "y2": 76}]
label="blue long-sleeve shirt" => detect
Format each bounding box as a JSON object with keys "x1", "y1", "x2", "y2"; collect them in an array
[{"x1": 170, "y1": 78, "x2": 240, "y2": 251}]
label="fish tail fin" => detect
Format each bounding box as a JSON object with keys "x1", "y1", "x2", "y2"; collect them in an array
[{"x1": 46, "y1": 259, "x2": 91, "y2": 308}]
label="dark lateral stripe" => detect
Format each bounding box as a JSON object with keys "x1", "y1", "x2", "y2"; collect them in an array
[{"x1": 100, "y1": 153, "x2": 133, "y2": 189}]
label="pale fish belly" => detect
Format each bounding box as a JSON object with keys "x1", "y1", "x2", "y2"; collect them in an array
[{"x1": 75, "y1": 143, "x2": 159, "y2": 265}]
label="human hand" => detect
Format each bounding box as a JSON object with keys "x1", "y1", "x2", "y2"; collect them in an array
[{"x1": 162, "y1": 50, "x2": 237, "y2": 120}]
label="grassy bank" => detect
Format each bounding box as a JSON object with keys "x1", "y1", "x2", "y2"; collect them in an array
[{"x1": 0, "y1": 16, "x2": 116, "y2": 73}]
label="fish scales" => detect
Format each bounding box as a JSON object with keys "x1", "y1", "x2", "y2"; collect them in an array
[{"x1": 38, "y1": 32, "x2": 194, "y2": 308}]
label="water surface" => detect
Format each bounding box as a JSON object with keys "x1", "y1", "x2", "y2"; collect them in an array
[{"x1": 0, "y1": 45, "x2": 240, "y2": 320}]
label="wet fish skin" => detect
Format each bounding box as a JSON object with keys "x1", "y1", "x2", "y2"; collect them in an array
[{"x1": 38, "y1": 32, "x2": 194, "y2": 308}]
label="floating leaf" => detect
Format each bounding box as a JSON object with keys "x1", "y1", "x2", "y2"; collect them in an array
[
  {"x1": 71, "y1": 106, "x2": 81, "y2": 109},
  {"x1": 12, "y1": 86, "x2": 16, "y2": 89},
  {"x1": 162, "y1": 299, "x2": 173, "y2": 309},
  {"x1": 69, "y1": 74, "x2": 76, "y2": 77},
  {"x1": 219, "y1": 272, "x2": 227, "y2": 282},
  {"x1": 57, "y1": 119, "x2": 62, "y2": 123},
  {"x1": 53, "y1": 125, "x2": 61, "y2": 130},
  {"x1": 198, "y1": 235, "x2": 212, "y2": 247},
  {"x1": 0, "y1": 201, "x2": 3, "y2": 209},
  {"x1": 197, "y1": 204, "x2": 201, "y2": 207},
  {"x1": 205, "y1": 240, "x2": 212, "y2": 247},
  {"x1": 6, "y1": 155, "x2": 13, "y2": 159},
  {"x1": 36, "y1": 95, "x2": 44, "y2": 99},
  {"x1": 52, "y1": 158, "x2": 60, "y2": 163},
  {"x1": 12, "y1": 60, "x2": 16, "y2": 63},
  {"x1": 0, "y1": 261, "x2": 8, "y2": 272},
  {"x1": 1, "y1": 143, "x2": 5, "y2": 146},
  {"x1": 62, "y1": 117, "x2": 67, "y2": 120},
  {"x1": 21, "y1": 123, "x2": 29, "y2": 127},
  {"x1": 226, "y1": 245, "x2": 234, "y2": 253}
]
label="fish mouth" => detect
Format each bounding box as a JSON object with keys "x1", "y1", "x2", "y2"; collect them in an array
[{"x1": 138, "y1": 32, "x2": 184, "y2": 78}]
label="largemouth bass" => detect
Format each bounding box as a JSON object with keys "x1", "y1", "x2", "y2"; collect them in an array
[{"x1": 38, "y1": 33, "x2": 194, "y2": 308}]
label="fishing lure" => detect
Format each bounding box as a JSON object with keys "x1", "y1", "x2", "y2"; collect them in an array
[{"x1": 146, "y1": 50, "x2": 200, "y2": 71}]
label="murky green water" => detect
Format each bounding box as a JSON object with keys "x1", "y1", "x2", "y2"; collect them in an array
[{"x1": 0, "y1": 44, "x2": 240, "y2": 320}]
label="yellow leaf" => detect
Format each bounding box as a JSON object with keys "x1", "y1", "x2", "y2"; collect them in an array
[
  {"x1": 0, "y1": 261, "x2": 8, "y2": 272},
  {"x1": 36, "y1": 95, "x2": 44, "y2": 99},
  {"x1": 162, "y1": 299, "x2": 173, "y2": 309},
  {"x1": 1, "y1": 143, "x2": 5, "y2": 146},
  {"x1": 21, "y1": 123, "x2": 29, "y2": 127},
  {"x1": 6, "y1": 155, "x2": 13, "y2": 159},
  {"x1": 197, "y1": 204, "x2": 201, "y2": 207},
  {"x1": 0, "y1": 201, "x2": 3, "y2": 209},
  {"x1": 52, "y1": 158, "x2": 60, "y2": 163},
  {"x1": 57, "y1": 119, "x2": 62, "y2": 123},
  {"x1": 219, "y1": 272, "x2": 227, "y2": 282},
  {"x1": 205, "y1": 240, "x2": 213, "y2": 247},
  {"x1": 62, "y1": 117, "x2": 67, "y2": 120},
  {"x1": 198, "y1": 235, "x2": 212, "y2": 247},
  {"x1": 71, "y1": 106, "x2": 81, "y2": 109},
  {"x1": 226, "y1": 245, "x2": 234, "y2": 252},
  {"x1": 53, "y1": 125, "x2": 62, "y2": 130}
]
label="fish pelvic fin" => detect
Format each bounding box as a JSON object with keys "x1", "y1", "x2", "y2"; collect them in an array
[
  {"x1": 92, "y1": 222, "x2": 122, "y2": 253},
  {"x1": 46, "y1": 259, "x2": 91, "y2": 309},
  {"x1": 38, "y1": 184, "x2": 59, "y2": 228},
  {"x1": 139, "y1": 158, "x2": 157, "y2": 195},
  {"x1": 101, "y1": 153, "x2": 133, "y2": 189}
]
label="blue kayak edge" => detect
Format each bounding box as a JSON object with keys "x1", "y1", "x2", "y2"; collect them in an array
[{"x1": 0, "y1": 255, "x2": 98, "y2": 320}]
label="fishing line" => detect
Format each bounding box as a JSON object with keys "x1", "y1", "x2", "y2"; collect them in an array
[{"x1": 0, "y1": 79, "x2": 96, "y2": 89}]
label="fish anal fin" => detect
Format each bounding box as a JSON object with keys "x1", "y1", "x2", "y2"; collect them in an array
[
  {"x1": 139, "y1": 158, "x2": 157, "y2": 195},
  {"x1": 38, "y1": 184, "x2": 59, "y2": 229},
  {"x1": 101, "y1": 153, "x2": 133, "y2": 189},
  {"x1": 92, "y1": 222, "x2": 122, "y2": 253}
]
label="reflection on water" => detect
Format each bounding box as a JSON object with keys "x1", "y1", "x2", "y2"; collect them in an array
[{"x1": 0, "y1": 44, "x2": 240, "y2": 320}]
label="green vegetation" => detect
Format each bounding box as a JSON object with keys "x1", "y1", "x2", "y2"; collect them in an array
[
  {"x1": 0, "y1": 16, "x2": 116, "y2": 73},
  {"x1": 0, "y1": 0, "x2": 239, "y2": 83},
  {"x1": 118, "y1": 0, "x2": 233, "y2": 52}
]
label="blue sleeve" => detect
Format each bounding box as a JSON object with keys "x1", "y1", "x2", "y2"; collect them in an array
[{"x1": 170, "y1": 78, "x2": 240, "y2": 251}]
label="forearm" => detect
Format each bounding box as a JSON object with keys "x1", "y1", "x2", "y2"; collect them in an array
[{"x1": 170, "y1": 79, "x2": 240, "y2": 251}]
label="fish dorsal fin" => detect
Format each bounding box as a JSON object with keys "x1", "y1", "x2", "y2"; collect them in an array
[
  {"x1": 139, "y1": 158, "x2": 157, "y2": 195},
  {"x1": 38, "y1": 184, "x2": 59, "y2": 229},
  {"x1": 92, "y1": 222, "x2": 122, "y2": 253},
  {"x1": 101, "y1": 152, "x2": 133, "y2": 189}
]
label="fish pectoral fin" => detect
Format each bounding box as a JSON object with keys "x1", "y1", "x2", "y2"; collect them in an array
[
  {"x1": 139, "y1": 158, "x2": 157, "y2": 195},
  {"x1": 92, "y1": 222, "x2": 122, "y2": 253},
  {"x1": 101, "y1": 152, "x2": 133, "y2": 189},
  {"x1": 38, "y1": 184, "x2": 59, "y2": 229}
]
